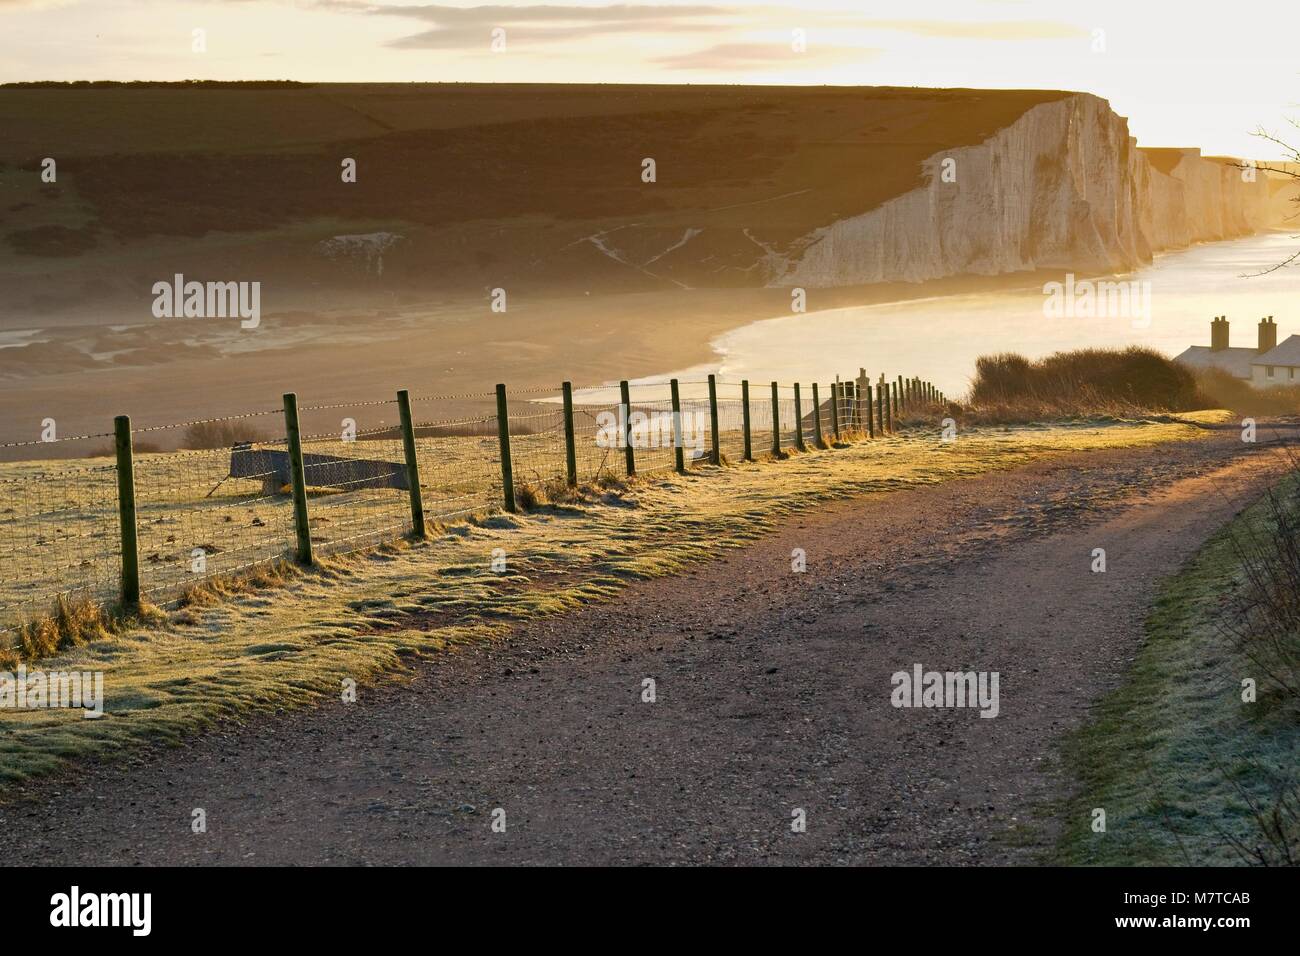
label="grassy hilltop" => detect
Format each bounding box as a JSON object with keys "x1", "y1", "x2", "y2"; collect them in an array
[{"x1": 0, "y1": 82, "x2": 1067, "y2": 313}]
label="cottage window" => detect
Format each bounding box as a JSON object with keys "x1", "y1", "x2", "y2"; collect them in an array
[{"x1": 1267, "y1": 366, "x2": 1276, "y2": 378}]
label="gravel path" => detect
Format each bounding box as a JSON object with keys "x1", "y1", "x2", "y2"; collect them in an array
[{"x1": 7, "y1": 429, "x2": 1293, "y2": 865}]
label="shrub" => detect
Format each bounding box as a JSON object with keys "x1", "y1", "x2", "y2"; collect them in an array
[
  {"x1": 969, "y1": 347, "x2": 1203, "y2": 412},
  {"x1": 514, "y1": 482, "x2": 542, "y2": 510},
  {"x1": 1194, "y1": 368, "x2": 1300, "y2": 417},
  {"x1": 11, "y1": 593, "x2": 117, "y2": 663},
  {"x1": 1218, "y1": 476, "x2": 1300, "y2": 702},
  {"x1": 181, "y1": 419, "x2": 267, "y2": 449}
]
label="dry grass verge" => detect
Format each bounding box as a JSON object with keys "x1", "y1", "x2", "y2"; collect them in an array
[{"x1": 1, "y1": 596, "x2": 165, "y2": 670}]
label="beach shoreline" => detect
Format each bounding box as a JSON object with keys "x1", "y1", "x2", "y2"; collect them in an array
[{"x1": 0, "y1": 269, "x2": 1073, "y2": 455}]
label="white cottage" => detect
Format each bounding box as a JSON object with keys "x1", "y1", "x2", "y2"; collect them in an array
[
  {"x1": 1175, "y1": 317, "x2": 1298, "y2": 388},
  {"x1": 1252, "y1": 325, "x2": 1300, "y2": 387}
]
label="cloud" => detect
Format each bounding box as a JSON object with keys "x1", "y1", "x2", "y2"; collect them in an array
[
  {"x1": 851, "y1": 18, "x2": 1086, "y2": 40},
  {"x1": 368, "y1": 3, "x2": 728, "y2": 24},
  {"x1": 323, "y1": 3, "x2": 1087, "y2": 53},
  {"x1": 656, "y1": 41, "x2": 880, "y2": 71},
  {"x1": 356, "y1": 2, "x2": 731, "y2": 48}
]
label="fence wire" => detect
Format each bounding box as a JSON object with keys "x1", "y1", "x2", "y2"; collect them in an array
[
  {"x1": 0, "y1": 449, "x2": 120, "y2": 637},
  {"x1": 0, "y1": 372, "x2": 940, "y2": 643},
  {"x1": 407, "y1": 397, "x2": 502, "y2": 522}
]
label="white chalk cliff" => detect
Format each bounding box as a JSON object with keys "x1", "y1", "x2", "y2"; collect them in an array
[{"x1": 774, "y1": 93, "x2": 1278, "y2": 288}]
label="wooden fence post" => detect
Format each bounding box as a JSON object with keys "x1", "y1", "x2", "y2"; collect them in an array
[
  {"x1": 812, "y1": 383, "x2": 824, "y2": 448},
  {"x1": 865, "y1": 384, "x2": 875, "y2": 438},
  {"x1": 495, "y1": 384, "x2": 516, "y2": 512},
  {"x1": 707, "y1": 373, "x2": 721, "y2": 465},
  {"x1": 396, "y1": 389, "x2": 426, "y2": 539},
  {"x1": 770, "y1": 381, "x2": 781, "y2": 456},
  {"x1": 282, "y1": 392, "x2": 314, "y2": 565},
  {"x1": 741, "y1": 379, "x2": 753, "y2": 461},
  {"x1": 885, "y1": 382, "x2": 893, "y2": 433},
  {"x1": 620, "y1": 379, "x2": 635, "y2": 477},
  {"x1": 830, "y1": 382, "x2": 841, "y2": 440},
  {"x1": 561, "y1": 381, "x2": 578, "y2": 487},
  {"x1": 113, "y1": 415, "x2": 140, "y2": 609},
  {"x1": 670, "y1": 378, "x2": 686, "y2": 474},
  {"x1": 793, "y1": 383, "x2": 806, "y2": 452}
]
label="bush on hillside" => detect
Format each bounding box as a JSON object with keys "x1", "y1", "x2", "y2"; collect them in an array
[
  {"x1": 969, "y1": 347, "x2": 1203, "y2": 412},
  {"x1": 180, "y1": 420, "x2": 268, "y2": 449}
]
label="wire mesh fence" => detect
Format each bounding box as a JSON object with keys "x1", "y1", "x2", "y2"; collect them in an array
[
  {"x1": 0, "y1": 448, "x2": 120, "y2": 635},
  {"x1": 569, "y1": 388, "x2": 630, "y2": 483},
  {"x1": 0, "y1": 371, "x2": 945, "y2": 645},
  {"x1": 406, "y1": 394, "x2": 504, "y2": 523},
  {"x1": 714, "y1": 380, "x2": 749, "y2": 464}
]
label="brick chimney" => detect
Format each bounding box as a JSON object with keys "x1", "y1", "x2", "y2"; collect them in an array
[
  {"x1": 1211, "y1": 316, "x2": 1229, "y2": 352},
  {"x1": 1258, "y1": 316, "x2": 1277, "y2": 353}
]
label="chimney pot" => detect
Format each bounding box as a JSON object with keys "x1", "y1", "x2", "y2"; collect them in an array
[
  {"x1": 1211, "y1": 316, "x2": 1230, "y2": 352},
  {"x1": 1258, "y1": 316, "x2": 1278, "y2": 353}
]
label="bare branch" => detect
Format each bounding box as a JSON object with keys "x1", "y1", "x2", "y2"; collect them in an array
[{"x1": 1241, "y1": 246, "x2": 1300, "y2": 278}]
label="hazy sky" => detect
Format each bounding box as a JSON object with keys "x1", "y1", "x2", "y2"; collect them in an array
[{"x1": 2, "y1": 0, "x2": 1297, "y2": 159}]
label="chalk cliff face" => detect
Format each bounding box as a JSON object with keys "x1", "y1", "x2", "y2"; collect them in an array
[{"x1": 774, "y1": 93, "x2": 1276, "y2": 288}]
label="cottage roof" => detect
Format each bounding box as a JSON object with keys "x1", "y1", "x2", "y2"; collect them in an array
[
  {"x1": 1253, "y1": 334, "x2": 1300, "y2": 368},
  {"x1": 1174, "y1": 346, "x2": 1256, "y2": 379}
]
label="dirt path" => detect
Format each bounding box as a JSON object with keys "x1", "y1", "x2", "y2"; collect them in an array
[{"x1": 7, "y1": 430, "x2": 1294, "y2": 865}]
